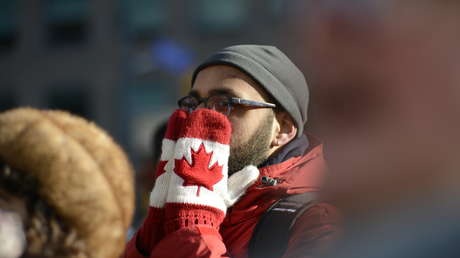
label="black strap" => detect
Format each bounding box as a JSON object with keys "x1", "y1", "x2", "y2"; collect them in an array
[{"x1": 248, "y1": 192, "x2": 317, "y2": 258}]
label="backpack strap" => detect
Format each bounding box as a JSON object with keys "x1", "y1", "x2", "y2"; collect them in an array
[{"x1": 248, "y1": 192, "x2": 318, "y2": 258}]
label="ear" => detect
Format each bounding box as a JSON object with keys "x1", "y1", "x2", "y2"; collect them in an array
[{"x1": 271, "y1": 112, "x2": 297, "y2": 148}]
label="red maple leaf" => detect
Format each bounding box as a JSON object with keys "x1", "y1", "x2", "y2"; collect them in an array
[
  {"x1": 174, "y1": 144, "x2": 223, "y2": 196},
  {"x1": 154, "y1": 160, "x2": 168, "y2": 179}
]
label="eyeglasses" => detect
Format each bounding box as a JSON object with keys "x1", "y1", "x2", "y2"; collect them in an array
[{"x1": 177, "y1": 95, "x2": 276, "y2": 116}]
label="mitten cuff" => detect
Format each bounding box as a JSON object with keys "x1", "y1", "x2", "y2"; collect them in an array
[
  {"x1": 164, "y1": 203, "x2": 225, "y2": 234},
  {"x1": 136, "y1": 207, "x2": 165, "y2": 255}
]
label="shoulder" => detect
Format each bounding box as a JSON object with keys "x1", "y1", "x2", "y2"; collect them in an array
[
  {"x1": 292, "y1": 202, "x2": 342, "y2": 239},
  {"x1": 284, "y1": 202, "x2": 342, "y2": 258}
]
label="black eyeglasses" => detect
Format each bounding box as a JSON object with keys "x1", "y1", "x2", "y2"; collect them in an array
[{"x1": 177, "y1": 95, "x2": 276, "y2": 116}]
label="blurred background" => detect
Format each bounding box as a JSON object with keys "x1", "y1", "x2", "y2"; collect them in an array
[
  {"x1": 0, "y1": 0, "x2": 307, "y2": 226},
  {"x1": 3, "y1": 2, "x2": 460, "y2": 255}
]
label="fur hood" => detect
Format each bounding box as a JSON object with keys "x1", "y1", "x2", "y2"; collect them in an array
[{"x1": 0, "y1": 108, "x2": 135, "y2": 258}]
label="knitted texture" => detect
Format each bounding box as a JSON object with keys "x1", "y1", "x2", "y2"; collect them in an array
[
  {"x1": 135, "y1": 207, "x2": 165, "y2": 255},
  {"x1": 164, "y1": 203, "x2": 225, "y2": 233},
  {"x1": 149, "y1": 110, "x2": 188, "y2": 209},
  {"x1": 138, "y1": 110, "x2": 188, "y2": 253},
  {"x1": 165, "y1": 109, "x2": 259, "y2": 233}
]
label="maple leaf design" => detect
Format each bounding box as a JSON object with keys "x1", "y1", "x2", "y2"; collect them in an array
[
  {"x1": 174, "y1": 144, "x2": 223, "y2": 196},
  {"x1": 155, "y1": 160, "x2": 168, "y2": 178}
]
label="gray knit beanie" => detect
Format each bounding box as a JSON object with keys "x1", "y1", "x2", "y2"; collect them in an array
[{"x1": 191, "y1": 44, "x2": 309, "y2": 137}]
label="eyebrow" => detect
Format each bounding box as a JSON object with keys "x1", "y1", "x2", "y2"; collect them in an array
[{"x1": 188, "y1": 88, "x2": 240, "y2": 98}]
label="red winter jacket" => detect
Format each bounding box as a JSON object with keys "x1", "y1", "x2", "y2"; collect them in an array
[{"x1": 124, "y1": 137, "x2": 341, "y2": 258}]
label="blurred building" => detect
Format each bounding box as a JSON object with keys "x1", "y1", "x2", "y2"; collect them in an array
[
  {"x1": 0, "y1": 0, "x2": 124, "y2": 142},
  {"x1": 0, "y1": 0, "x2": 288, "y2": 154},
  {"x1": 0, "y1": 0, "x2": 289, "y2": 224}
]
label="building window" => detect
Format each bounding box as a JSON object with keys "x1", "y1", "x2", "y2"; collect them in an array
[
  {"x1": 47, "y1": 87, "x2": 91, "y2": 119},
  {"x1": 0, "y1": 1, "x2": 18, "y2": 53},
  {"x1": 122, "y1": 0, "x2": 167, "y2": 40},
  {"x1": 44, "y1": 0, "x2": 89, "y2": 47},
  {"x1": 128, "y1": 78, "x2": 178, "y2": 111},
  {"x1": 190, "y1": 0, "x2": 248, "y2": 33}
]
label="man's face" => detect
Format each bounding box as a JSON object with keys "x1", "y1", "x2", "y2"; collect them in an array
[{"x1": 191, "y1": 65, "x2": 277, "y2": 173}]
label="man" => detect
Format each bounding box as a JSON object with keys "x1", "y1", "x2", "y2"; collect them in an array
[
  {"x1": 125, "y1": 45, "x2": 341, "y2": 258},
  {"x1": 0, "y1": 108, "x2": 135, "y2": 258},
  {"x1": 293, "y1": 1, "x2": 460, "y2": 258}
]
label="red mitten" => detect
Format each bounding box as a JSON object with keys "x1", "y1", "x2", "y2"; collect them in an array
[
  {"x1": 164, "y1": 109, "x2": 259, "y2": 233},
  {"x1": 135, "y1": 110, "x2": 188, "y2": 253}
]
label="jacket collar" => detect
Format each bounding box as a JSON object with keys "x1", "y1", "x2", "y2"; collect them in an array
[
  {"x1": 259, "y1": 134, "x2": 309, "y2": 168},
  {"x1": 257, "y1": 135, "x2": 326, "y2": 194}
]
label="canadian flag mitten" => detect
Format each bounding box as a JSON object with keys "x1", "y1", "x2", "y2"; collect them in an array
[
  {"x1": 164, "y1": 109, "x2": 260, "y2": 234},
  {"x1": 136, "y1": 109, "x2": 188, "y2": 253}
]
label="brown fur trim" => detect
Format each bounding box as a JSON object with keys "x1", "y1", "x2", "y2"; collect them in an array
[{"x1": 0, "y1": 108, "x2": 135, "y2": 258}]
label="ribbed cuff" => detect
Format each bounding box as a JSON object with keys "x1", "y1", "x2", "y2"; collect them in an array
[
  {"x1": 136, "y1": 207, "x2": 165, "y2": 255},
  {"x1": 164, "y1": 203, "x2": 225, "y2": 234}
]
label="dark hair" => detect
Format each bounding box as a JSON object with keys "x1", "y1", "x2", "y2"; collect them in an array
[{"x1": 0, "y1": 161, "x2": 87, "y2": 258}]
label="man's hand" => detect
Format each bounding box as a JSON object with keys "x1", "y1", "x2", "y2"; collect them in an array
[
  {"x1": 134, "y1": 110, "x2": 188, "y2": 254},
  {"x1": 164, "y1": 109, "x2": 259, "y2": 233},
  {"x1": 149, "y1": 110, "x2": 187, "y2": 210}
]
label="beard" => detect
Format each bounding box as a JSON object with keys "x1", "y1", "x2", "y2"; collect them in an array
[{"x1": 228, "y1": 112, "x2": 275, "y2": 175}]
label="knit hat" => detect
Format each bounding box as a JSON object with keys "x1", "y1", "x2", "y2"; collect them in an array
[
  {"x1": 192, "y1": 44, "x2": 309, "y2": 137},
  {"x1": 0, "y1": 108, "x2": 135, "y2": 258}
]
